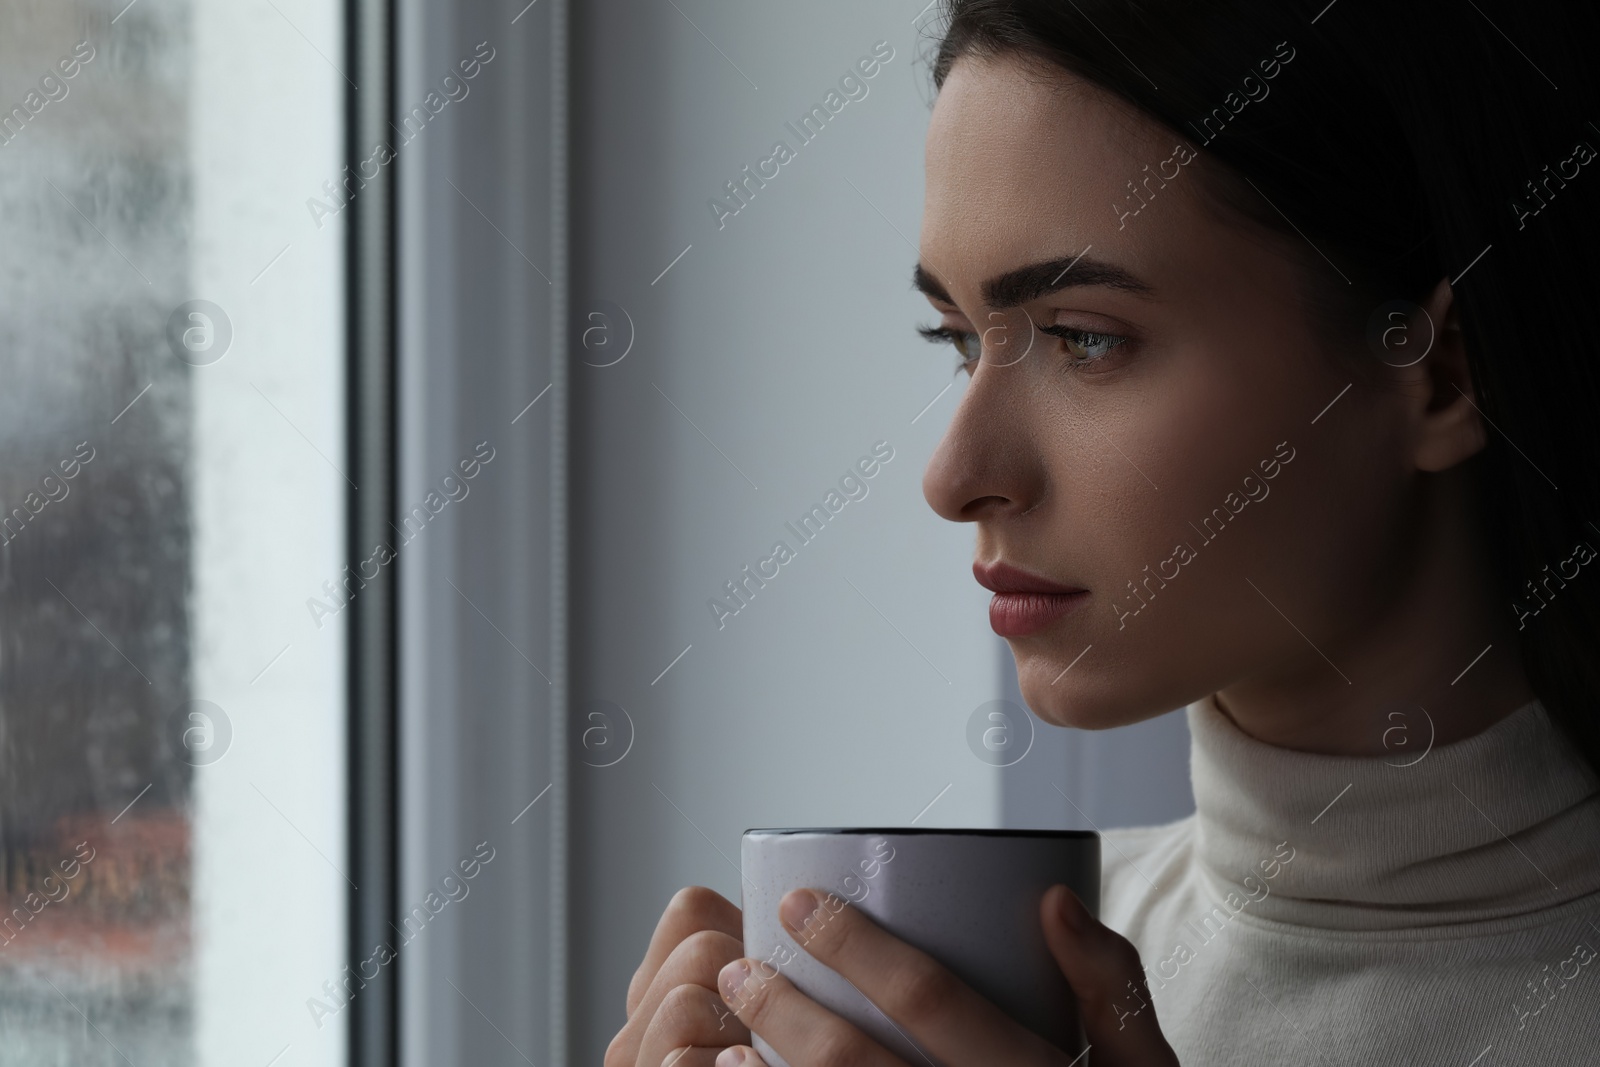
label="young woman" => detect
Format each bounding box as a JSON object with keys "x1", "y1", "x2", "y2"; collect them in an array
[{"x1": 608, "y1": 1, "x2": 1600, "y2": 1063}]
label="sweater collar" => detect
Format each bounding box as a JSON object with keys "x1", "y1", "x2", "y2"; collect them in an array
[{"x1": 1185, "y1": 691, "x2": 1600, "y2": 930}]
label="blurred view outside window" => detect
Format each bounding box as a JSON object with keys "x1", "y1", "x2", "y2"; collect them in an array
[{"x1": 1, "y1": 1, "x2": 347, "y2": 1064}]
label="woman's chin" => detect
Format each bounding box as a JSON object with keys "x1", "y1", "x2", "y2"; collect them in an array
[{"x1": 1015, "y1": 662, "x2": 1163, "y2": 731}]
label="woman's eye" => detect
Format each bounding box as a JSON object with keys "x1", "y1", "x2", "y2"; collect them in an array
[
  {"x1": 917, "y1": 324, "x2": 982, "y2": 372},
  {"x1": 1039, "y1": 324, "x2": 1128, "y2": 366},
  {"x1": 917, "y1": 321, "x2": 1128, "y2": 373}
]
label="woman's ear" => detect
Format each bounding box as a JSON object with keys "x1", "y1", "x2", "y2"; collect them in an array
[{"x1": 1399, "y1": 275, "x2": 1488, "y2": 472}]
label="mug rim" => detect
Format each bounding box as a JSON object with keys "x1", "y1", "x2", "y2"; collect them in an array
[{"x1": 743, "y1": 826, "x2": 1098, "y2": 839}]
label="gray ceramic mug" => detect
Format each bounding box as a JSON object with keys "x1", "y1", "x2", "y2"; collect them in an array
[{"x1": 738, "y1": 827, "x2": 1100, "y2": 1067}]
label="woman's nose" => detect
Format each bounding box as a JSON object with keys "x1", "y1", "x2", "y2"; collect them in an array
[{"x1": 922, "y1": 361, "x2": 1043, "y2": 524}]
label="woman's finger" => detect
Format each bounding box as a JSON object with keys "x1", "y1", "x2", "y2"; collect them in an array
[
  {"x1": 710, "y1": 1046, "x2": 770, "y2": 1067},
  {"x1": 716, "y1": 956, "x2": 905, "y2": 1067},
  {"x1": 776, "y1": 887, "x2": 1064, "y2": 1065},
  {"x1": 1040, "y1": 885, "x2": 1179, "y2": 1067},
  {"x1": 608, "y1": 929, "x2": 749, "y2": 1066},
  {"x1": 635, "y1": 982, "x2": 747, "y2": 1067},
  {"x1": 629, "y1": 886, "x2": 744, "y2": 1016},
  {"x1": 658, "y1": 1049, "x2": 732, "y2": 1067}
]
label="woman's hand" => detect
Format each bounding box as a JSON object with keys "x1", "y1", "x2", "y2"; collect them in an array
[
  {"x1": 605, "y1": 885, "x2": 753, "y2": 1067},
  {"x1": 709, "y1": 883, "x2": 1179, "y2": 1067}
]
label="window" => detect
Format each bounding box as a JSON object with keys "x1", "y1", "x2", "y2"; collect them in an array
[{"x1": 1, "y1": 1, "x2": 347, "y2": 1062}]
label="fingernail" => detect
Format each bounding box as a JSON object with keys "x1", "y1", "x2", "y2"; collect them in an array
[
  {"x1": 780, "y1": 888, "x2": 818, "y2": 934},
  {"x1": 1056, "y1": 886, "x2": 1089, "y2": 932},
  {"x1": 716, "y1": 1047, "x2": 748, "y2": 1067},
  {"x1": 719, "y1": 958, "x2": 752, "y2": 1000}
]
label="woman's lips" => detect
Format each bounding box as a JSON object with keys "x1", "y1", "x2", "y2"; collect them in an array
[
  {"x1": 987, "y1": 590, "x2": 1089, "y2": 637},
  {"x1": 973, "y1": 561, "x2": 1088, "y2": 635}
]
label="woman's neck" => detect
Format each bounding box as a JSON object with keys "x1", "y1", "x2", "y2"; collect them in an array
[{"x1": 1213, "y1": 465, "x2": 1536, "y2": 756}]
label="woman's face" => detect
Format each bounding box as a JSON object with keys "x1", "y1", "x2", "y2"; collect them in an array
[{"x1": 919, "y1": 53, "x2": 1421, "y2": 731}]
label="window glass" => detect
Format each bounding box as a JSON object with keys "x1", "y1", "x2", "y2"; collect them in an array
[{"x1": 0, "y1": 1, "x2": 347, "y2": 1063}]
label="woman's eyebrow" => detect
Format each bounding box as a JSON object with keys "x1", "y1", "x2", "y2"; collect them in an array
[{"x1": 912, "y1": 254, "x2": 1156, "y2": 309}]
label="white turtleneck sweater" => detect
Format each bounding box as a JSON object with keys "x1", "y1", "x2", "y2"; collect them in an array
[{"x1": 1100, "y1": 693, "x2": 1600, "y2": 1066}]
